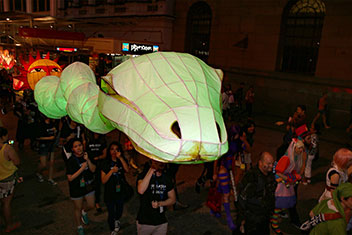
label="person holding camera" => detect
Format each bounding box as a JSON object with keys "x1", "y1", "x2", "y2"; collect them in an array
[
  {"x1": 136, "y1": 160, "x2": 176, "y2": 235},
  {"x1": 66, "y1": 138, "x2": 96, "y2": 235},
  {"x1": 0, "y1": 127, "x2": 22, "y2": 233}
]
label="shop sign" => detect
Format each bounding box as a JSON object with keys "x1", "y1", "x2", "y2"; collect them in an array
[
  {"x1": 122, "y1": 42, "x2": 159, "y2": 54},
  {"x1": 56, "y1": 47, "x2": 78, "y2": 52}
]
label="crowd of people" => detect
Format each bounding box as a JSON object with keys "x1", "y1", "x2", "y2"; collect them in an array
[
  {"x1": 217, "y1": 84, "x2": 352, "y2": 235},
  {"x1": 0, "y1": 87, "x2": 189, "y2": 235},
  {"x1": 0, "y1": 80, "x2": 352, "y2": 235}
]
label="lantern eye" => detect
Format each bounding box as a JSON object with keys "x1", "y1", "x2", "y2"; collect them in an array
[
  {"x1": 31, "y1": 68, "x2": 45, "y2": 73},
  {"x1": 171, "y1": 121, "x2": 181, "y2": 139},
  {"x1": 216, "y1": 122, "x2": 222, "y2": 142},
  {"x1": 51, "y1": 68, "x2": 61, "y2": 73}
]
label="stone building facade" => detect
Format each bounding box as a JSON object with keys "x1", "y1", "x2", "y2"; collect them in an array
[{"x1": 173, "y1": 0, "x2": 352, "y2": 128}]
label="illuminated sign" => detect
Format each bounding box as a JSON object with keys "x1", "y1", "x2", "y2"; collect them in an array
[
  {"x1": 56, "y1": 47, "x2": 78, "y2": 52},
  {"x1": 153, "y1": 45, "x2": 159, "y2": 52},
  {"x1": 121, "y1": 43, "x2": 159, "y2": 54},
  {"x1": 122, "y1": 43, "x2": 129, "y2": 52}
]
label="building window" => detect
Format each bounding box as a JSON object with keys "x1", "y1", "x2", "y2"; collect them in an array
[
  {"x1": 79, "y1": 0, "x2": 88, "y2": 7},
  {"x1": 114, "y1": 7, "x2": 126, "y2": 13},
  {"x1": 33, "y1": 0, "x2": 50, "y2": 12},
  {"x1": 147, "y1": 4, "x2": 158, "y2": 12},
  {"x1": 65, "y1": 0, "x2": 74, "y2": 9},
  {"x1": 96, "y1": 0, "x2": 107, "y2": 6},
  {"x1": 276, "y1": 0, "x2": 326, "y2": 75},
  {"x1": 95, "y1": 8, "x2": 105, "y2": 14},
  {"x1": 111, "y1": 0, "x2": 126, "y2": 4},
  {"x1": 185, "y1": 2, "x2": 212, "y2": 62},
  {"x1": 79, "y1": 9, "x2": 87, "y2": 15},
  {"x1": 9, "y1": 0, "x2": 26, "y2": 11}
]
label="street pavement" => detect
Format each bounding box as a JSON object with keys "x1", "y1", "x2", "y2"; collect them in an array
[{"x1": 0, "y1": 107, "x2": 350, "y2": 235}]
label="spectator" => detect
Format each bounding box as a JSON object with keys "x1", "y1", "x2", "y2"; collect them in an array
[
  {"x1": 101, "y1": 142, "x2": 129, "y2": 235},
  {"x1": 124, "y1": 139, "x2": 141, "y2": 174},
  {"x1": 236, "y1": 152, "x2": 276, "y2": 235},
  {"x1": 226, "y1": 85, "x2": 235, "y2": 120},
  {"x1": 311, "y1": 92, "x2": 330, "y2": 129},
  {"x1": 23, "y1": 89, "x2": 39, "y2": 150},
  {"x1": 243, "y1": 120, "x2": 256, "y2": 170},
  {"x1": 36, "y1": 115, "x2": 57, "y2": 185},
  {"x1": 13, "y1": 90, "x2": 38, "y2": 150},
  {"x1": 0, "y1": 127, "x2": 22, "y2": 233},
  {"x1": 66, "y1": 138, "x2": 96, "y2": 235},
  {"x1": 136, "y1": 160, "x2": 176, "y2": 235},
  {"x1": 86, "y1": 130, "x2": 107, "y2": 213},
  {"x1": 235, "y1": 82, "x2": 245, "y2": 110},
  {"x1": 275, "y1": 105, "x2": 307, "y2": 159},
  {"x1": 0, "y1": 69, "x2": 11, "y2": 115},
  {"x1": 222, "y1": 86, "x2": 230, "y2": 120},
  {"x1": 245, "y1": 85, "x2": 255, "y2": 117},
  {"x1": 302, "y1": 127, "x2": 319, "y2": 185}
]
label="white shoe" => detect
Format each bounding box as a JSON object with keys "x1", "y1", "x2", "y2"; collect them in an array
[
  {"x1": 36, "y1": 173, "x2": 44, "y2": 183},
  {"x1": 114, "y1": 220, "x2": 120, "y2": 233},
  {"x1": 48, "y1": 179, "x2": 57, "y2": 186}
]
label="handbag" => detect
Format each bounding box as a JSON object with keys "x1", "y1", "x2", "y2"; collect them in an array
[{"x1": 206, "y1": 183, "x2": 222, "y2": 213}]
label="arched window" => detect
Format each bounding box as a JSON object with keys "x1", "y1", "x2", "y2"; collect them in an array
[
  {"x1": 10, "y1": 0, "x2": 26, "y2": 11},
  {"x1": 33, "y1": 0, "x2": 50, "y2": 12},
  {"x1": 276, "y1": 0, "x2": 325, "y2": 75},
  {"x1": 185, "y1": 1, "x2": 212, "y2": 62}
]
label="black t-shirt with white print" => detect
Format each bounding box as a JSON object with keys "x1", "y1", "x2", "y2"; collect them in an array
[
  {"x1": 102, "y1": 158, "x2": 126, "y2": 202},
  {"x1": 66, "y1": 155, "x2": 95, "y2": 198},
  {"x1": 136, "y1": 165, "x2": 174, "y2": 225}
]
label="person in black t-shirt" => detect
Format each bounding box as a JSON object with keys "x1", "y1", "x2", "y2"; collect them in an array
[
  {"x1": 60, "y1": 116, "x2": 86, "y2": 165},
  {"x1": 86, "y1": 131, "x2": 107, "y2": 213},
  {"x1": 136, "y1": 160, "x2": 176, "y2": 235},
  {"x1": 101, "y1": 142, "x2": 129, "y2": 234},
  {"x1": 36, "y1": 116, "x2": 57, "y2": 185},
  {"x1": 60, "y1": 116, "x2": 85, "y2": 144},
  {"x1": 66, "y1": 138, "x2": 96, "y2": 235}
]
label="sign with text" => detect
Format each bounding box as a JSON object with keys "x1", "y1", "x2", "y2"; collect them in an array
[
  {"x1": 121, "y1": 42, "x2": 159, "y2": 54},
  {"x1": 56, "y1": 47, "x2": 78, "y2": 52}
]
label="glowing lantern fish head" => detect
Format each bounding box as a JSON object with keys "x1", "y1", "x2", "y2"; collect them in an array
[{"x1": 100, "y1": 52, "x2": 228, "y2": 163}]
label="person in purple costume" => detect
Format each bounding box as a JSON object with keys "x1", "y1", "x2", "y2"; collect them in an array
[{"x1": 211, "y1": 125, "x2": 250, "y2": 231}]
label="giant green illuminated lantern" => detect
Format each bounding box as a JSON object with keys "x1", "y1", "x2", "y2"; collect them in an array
[{"x1": 34, "y1": 52, "x2": 228, "y2": 163}]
